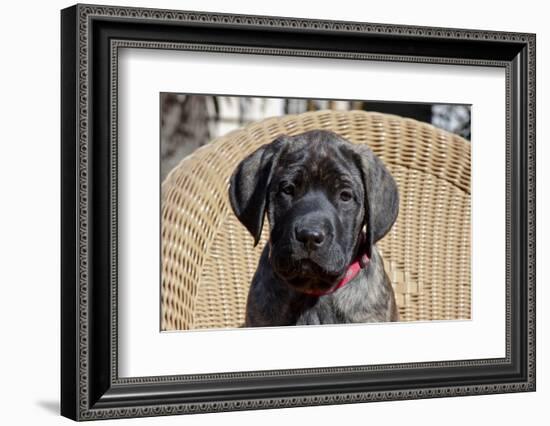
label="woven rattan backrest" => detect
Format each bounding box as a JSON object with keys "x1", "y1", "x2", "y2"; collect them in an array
[{"x1": 161, "y1": 110, "x2": 471, "y2": 330}]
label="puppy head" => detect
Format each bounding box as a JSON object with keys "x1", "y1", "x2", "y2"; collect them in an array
[{"x1": 228, "y1": 130, "x2": 399, "y2": 293}]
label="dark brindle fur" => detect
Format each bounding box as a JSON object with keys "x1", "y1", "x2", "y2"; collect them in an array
[{"x1": 228, "y1": 130, "x2": 399, "y2": 326}]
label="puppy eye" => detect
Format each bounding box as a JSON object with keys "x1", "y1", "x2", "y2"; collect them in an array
[
  {"x1": 339, "y1": 190, "x2": 353, "y2": 202},
  {"x1": 280, "y1": 183, "x2": 295, "y2": 196}
]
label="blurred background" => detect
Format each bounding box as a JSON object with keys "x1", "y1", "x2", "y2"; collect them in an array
[{"x1": 160, "y1": 94, "x2": 471, "y2": 181}]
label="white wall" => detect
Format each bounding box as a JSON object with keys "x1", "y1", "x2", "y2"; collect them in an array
[{"x1": 0, "y1": 0, "x2": 546, "y2": 424}]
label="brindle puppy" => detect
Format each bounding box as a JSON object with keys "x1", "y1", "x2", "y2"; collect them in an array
[{"x1": 228, "y1": 130, "x2": 399, "y2": 326}]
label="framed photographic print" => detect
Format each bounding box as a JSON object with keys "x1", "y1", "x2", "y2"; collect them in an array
[{"x1": 61, "y1": 3, "x2": 536, "y2": 421}]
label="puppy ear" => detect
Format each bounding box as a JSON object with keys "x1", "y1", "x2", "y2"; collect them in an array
[
  {"x1": 350, "y1": 144, "x2": 399, "y2": 257},
  {"x1": 228, "y1": 136, "x2": 288, "y2": 246}
]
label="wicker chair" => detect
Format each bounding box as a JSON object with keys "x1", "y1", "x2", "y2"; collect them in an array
[{"x1": 161, "y1": 110, "x2": 471, "y2": 330}]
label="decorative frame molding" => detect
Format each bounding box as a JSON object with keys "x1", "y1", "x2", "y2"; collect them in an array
[{"x1": 61, "y1": 3, "x2": 535, "y2": 421}]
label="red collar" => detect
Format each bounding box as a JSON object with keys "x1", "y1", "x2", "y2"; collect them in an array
[{"x1": 301, "y1": 251, "x2": 370, "y2": 297}]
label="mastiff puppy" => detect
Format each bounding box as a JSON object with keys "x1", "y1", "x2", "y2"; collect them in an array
[{"x1": 228, "y1": 130, "x2": 399, "y2": 327}]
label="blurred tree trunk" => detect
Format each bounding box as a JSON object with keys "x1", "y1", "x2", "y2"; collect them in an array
[{"x1": 160, "y1": 94, "x2": 210, "y2": 182}]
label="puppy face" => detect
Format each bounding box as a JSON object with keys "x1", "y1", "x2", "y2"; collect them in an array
[
  {"x1": 266, "y1": 135, "x2": 365, "y2": 292},
  {"x1": 229, "y1": 130, "x2": 399, "y2": 294}
]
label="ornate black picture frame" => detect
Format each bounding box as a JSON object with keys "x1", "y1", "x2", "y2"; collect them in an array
[{"x1": 61, "y1": 3, "x2": 536, "y2": 421}]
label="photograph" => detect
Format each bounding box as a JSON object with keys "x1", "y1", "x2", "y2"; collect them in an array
[
  {"x1": 59, "y1": 4, "x2": 535, "y2": 420},
  {"x1": 0, "y1": 0, "x2": 544, "y2": 421},
  {"x1": 160, "y1": 95, "x2": 472, "y2": 331}
]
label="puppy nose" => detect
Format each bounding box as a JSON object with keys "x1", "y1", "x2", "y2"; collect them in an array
[{"x1": 295, "y1": 226, "x2": 326, "y2": 250}]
